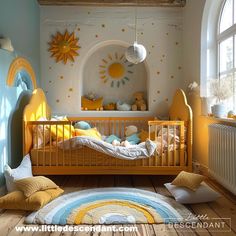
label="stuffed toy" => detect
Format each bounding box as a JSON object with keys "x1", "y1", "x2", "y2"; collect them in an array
[
  {"x1": 131, "y1": 92, "x2": 147, "y2": 111},
  {"x1": 104, "y1": 103, "x2": 116, "y2": 110},
  {"x1": 125, "y1": 125, "x2": 138, "y2": 137},
  {"x1": 110, "y1": 125, "x2": 140, "y2": 147},
  {"x1": 116, "y1": 101, "x2": 131, "y2": 111}
]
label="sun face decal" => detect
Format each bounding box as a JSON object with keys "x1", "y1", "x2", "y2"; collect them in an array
[
  {"x1": 48, "y1": 30, "x2": 80, "y2": 64},
  {"x1": 99, "y1": 53, "x2": 134, "y2": 87}
]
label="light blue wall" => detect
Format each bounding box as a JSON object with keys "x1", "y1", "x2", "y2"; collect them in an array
[
  {"x1": 0, "y1": 0, "x2": 40, "y2": 81},
  {"x1": 0, "y1": 0, "x2": 40, "y2": 187}
]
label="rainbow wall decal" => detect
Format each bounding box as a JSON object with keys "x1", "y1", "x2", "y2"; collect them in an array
[{"x1": 25, "y1": 188, "x2": 196, "y2": 225}]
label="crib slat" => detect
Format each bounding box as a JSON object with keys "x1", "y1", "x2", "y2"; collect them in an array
[
  {"x1": 167, "y1": 125, "x2": 170, "y2": 166},
  {"x1": 174, "y1": 125, "x2": 176, "y2": 166},
  {"x1": 43, "y1": 124, "x2": 45, "y2": 167},
  {"x1": 180, "y1": 122, "x2": 185, "y2": 166},
  {"x1": 36, "y1": 124, "x2": 39, "y2": 167},
  {"x1": 49, "y1": 124, "x2": 52, "y2": 167},
  {"x1": 62, "y1": 125, "x2": 65, "y2": 166},
  {"x1": 161, "y1": 126, "x2": 163, "y2": 166},
  {"x1": 56, "y1": 124, "x2": 58, "y2": 166},
  {"x1": 70, "y1": 122, "x2": 72, "y2": 166}
]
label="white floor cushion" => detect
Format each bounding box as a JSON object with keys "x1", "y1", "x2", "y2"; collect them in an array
[
  {"x1": 164, "y1": 182, "x2": 220, "y2": 204},
  {"x1": 4, "y1": 154, "x2": 33, "y2": 192}
]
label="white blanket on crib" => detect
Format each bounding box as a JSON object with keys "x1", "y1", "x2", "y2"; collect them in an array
[{"x1": 57, "y1": 136, "x2": 157, "y2": 160}]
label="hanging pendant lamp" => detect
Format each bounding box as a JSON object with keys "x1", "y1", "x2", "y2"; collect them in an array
[{"x1": 125, "y1": 1, "x2": 147, "y2": 64}]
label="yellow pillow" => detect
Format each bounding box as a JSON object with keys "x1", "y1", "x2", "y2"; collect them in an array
[
  {"x1": 50, "y1": 117, "x2": 75, "y2": 141},
  {"x1": 75, "y1": 128, "x2": 102, "y2": 140},
  {"x1": 172, "y1": 171, "x2": 205, "y2": 191},
  {"x1": 0, "y1": 188, "x2": 64, "y2": 211},
  {"x1": 15, "y1": 176, "x2": 59, "y2": 198},
  {"x1": 139, "y1": 130, "x2": 155, "y2": 142}
]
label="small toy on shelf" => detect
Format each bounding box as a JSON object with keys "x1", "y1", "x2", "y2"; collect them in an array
[
  {"x1": 116, "y1": 100, "x2": 131, "y2": 111},
  {"x1": 85, "y1": 92, "x2": 97, "y2": 101},
  {"x1": 104, "y1": 103, "x2": 116, "y2": 111},
  {"x1": 131, "y1": 92, "x2": 147, "y2": 111},
  {"x1": 81, "y1": 93, "x2": 103, "y2": 111},
  {"x1": 228, "y1": 110, "x2": 235, "y2": 118}
]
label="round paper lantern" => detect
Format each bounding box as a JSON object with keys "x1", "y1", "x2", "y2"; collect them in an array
[{"x1": 125, "y1": 42, "x2": 147, "y2": 64}]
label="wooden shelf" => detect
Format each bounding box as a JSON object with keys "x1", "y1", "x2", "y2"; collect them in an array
[{"x1": 54, "y1": 110, "x2": 153, "y2": 117}]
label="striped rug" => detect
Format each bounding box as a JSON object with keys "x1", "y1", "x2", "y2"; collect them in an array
[{"x1": 25, "y1": 188, "x2": 196, "y2": 225}]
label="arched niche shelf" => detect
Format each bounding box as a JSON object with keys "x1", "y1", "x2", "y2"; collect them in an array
[
  {"x1": 6, "y1": 57, "x2": 37, "y2": 90},
  {"x1": 80, "y1": 40, "x2": 149, "y2": 111}
]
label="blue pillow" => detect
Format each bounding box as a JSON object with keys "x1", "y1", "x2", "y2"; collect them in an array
[
  {"x1": 105, "y1": 135, "x2": 121, "y2": 144},
  {"x1": 74, "y1": 121, "x2": 91, "y2": 130},
  {"x1": 126, "y1": 133, "x2": 140, "y2": 145}
]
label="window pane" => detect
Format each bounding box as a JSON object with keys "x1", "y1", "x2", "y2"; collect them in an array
[
  {"x1": 220, "y1": 0, "x2": 233, "y2": 33},
  {"x1": 235, "y1": 0, "x2": 236, "y2": 24},
  {"x1": 220, "y1": 37, "x2": 233, "y2": 73},
  {"x1": 219, "y1": 73, "x2": 234, "y2": 111},
  {"x1": 235, "y1": 35, "x2": 236, "y2": 68}
]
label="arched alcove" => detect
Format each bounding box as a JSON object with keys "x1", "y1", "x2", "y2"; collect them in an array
[{"x1": 80, "y1": 40, "x2": 149, "y2": 111}]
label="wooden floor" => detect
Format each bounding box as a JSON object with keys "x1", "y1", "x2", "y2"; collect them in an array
[{"x1": 0, "y1": 175, "x2": 236, "y2": 236}]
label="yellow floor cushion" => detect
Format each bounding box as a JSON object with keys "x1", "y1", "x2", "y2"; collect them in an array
[
  {"x1": 172, "y1": 171, "x2": 205, "y2": 191},
  {"x1": 0, "y1": 188, "x2": 64, "y2": 211},
  {"x1": 14, "y1": 176, "x2": 59, "y2": 198}
]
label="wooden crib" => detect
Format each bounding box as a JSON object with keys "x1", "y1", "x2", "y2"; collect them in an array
[{"x1": 23, "y1": 88, "x2": 192, "y2": 175}]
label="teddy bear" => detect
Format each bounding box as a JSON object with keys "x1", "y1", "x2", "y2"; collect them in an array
[{"x1": 131, "y1": 92, "x2": 147, "y2": 111}]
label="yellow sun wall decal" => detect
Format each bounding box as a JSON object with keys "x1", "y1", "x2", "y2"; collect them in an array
[
  {"x1": 48, "y1": 30, "x2": 80, "y2": 64},
  {"x1": 99, "y1": 53, "x2": 134, "y2": 88}
]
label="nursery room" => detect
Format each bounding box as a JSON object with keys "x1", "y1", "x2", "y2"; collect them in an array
[{"x1": 0, "y1": 0, "x2": 236, "y2": 235}]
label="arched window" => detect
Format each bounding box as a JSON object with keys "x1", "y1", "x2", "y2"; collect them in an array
[{"x1": 214, "y1": 0, "x2": 236, "y2": 110}]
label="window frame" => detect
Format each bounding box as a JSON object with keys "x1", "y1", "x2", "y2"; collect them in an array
[{"x1": 216, "y1": 0, "x2": 236, "y2": 109}]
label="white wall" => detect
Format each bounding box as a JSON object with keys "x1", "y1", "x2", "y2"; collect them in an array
[
  {"x1": 40, "y1": 6, "x2": 184, "y2": 116},
  {"x1": 183, "y1": 0, "x2": 206, "y2": 89}
]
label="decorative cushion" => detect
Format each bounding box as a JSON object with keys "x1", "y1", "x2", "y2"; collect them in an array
[
  {"x1": 14, "y1": 176, "x2": 59, "y2": 198},
  {"x1": 74, "y1": 121, "x2": 91, "y2": 130},
  {"x1": 75, "y1": 128, "x2": 102, "y2": 140},
  {"x1": 126, "y1": 133, "x2": 140, "y2": 145},
  {"x1": 33, "y1": 117, "x2": 50, "y2": 148},
  {"x1": 105, "y1": 134, "x2": 121, "y2": 144},
  {"x1": 4, "y1": 154, "x2": 33, "y2": 192},
  {"x1": 0, "y1": 188, "x2": 64, "y2": 211},
  {"x1": 50, "y1": 116, "x2": 75, "y2": 141},
  {"x1": 164, "y1": 182, "x2": 220, "y2": 204},
  {"x1": 171, "y1": 171, "x2": 205, "y2": 191}
]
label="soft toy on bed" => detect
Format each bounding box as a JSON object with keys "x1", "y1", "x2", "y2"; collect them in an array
[{"x1": 109, "y1": 125, "x2": 140, "y2": 147}]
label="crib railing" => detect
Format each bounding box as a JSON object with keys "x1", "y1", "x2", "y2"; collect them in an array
[
  {"x1": 25, "y1": 118, "x2": 187, "y2": 175},
  {"x1": 148, "y1": 120, "x2": 185, "y2": 168}
]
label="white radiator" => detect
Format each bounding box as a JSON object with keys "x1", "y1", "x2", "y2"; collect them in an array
[{"x1": 208, "y1": 124, "x2": 236, "y2": 195}]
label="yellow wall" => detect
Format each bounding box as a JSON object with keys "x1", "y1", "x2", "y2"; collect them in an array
[{"x1": 188, "y1": 93, "x2": 236, "y2": 169}]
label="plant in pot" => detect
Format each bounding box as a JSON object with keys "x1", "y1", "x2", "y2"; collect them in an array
[{"x1": 210, "y1": 77, "x2": 233, "y2": 118}]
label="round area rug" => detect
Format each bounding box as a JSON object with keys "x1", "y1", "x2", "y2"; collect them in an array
[{"x1": 25, "y1": 188, "x2": 196, "y2": 225}]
